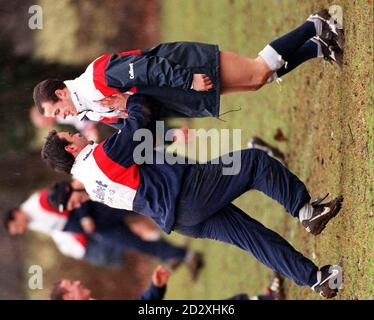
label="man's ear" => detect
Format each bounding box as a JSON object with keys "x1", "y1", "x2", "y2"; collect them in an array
[
  {"x1": 64, "y1": 144, "x2": 76, "y2": 154},
  {"x1": 55, "y1": 88, "x2": 66, "y2": 99}
]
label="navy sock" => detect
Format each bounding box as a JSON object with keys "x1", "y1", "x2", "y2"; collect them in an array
[
  {"x1": 269, "y1": 21, "x2": 316, "y2": 61},
  {"x1": 276, "y1": 40, "x2": 319, "y2": 77}
]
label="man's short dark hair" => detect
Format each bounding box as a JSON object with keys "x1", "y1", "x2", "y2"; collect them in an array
[
  {"x1": 47, "y1": 180, "x2": 73, "y2": 211},
  {"x1": 33, "y1": 79, "x2": 66, "y2": 115},
  {"x1": 41, "y1": 130, "x2": 75, "y2": 174},
  {"x1": 2, "y1": 209, "x2": 16, "y2": 232},
  {"x1": 50, "y1": 280, "x2": 67, "y2": 300}
]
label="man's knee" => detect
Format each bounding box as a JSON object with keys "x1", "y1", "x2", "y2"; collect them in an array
[
  {"x1": 257, "y1": 71, "x2": 273, "y2": 88},
  {"x1": 254, "y1": 57, "x2": 273, "y2": 87},
  {"x1": 251, "y1": 83, "x2": 266, "y2": 91},
  {"x1": 246, "y1": 148, "x2": 269, "y2": 160}
]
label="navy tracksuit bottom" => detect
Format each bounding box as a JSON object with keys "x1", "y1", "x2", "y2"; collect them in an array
[
  {"x1": 92, "y1": 224, "x2": 187, "y2": 262},
  {"x1": 174, "y1": 149, "x2": 318, "y2": 286},
  {"x1": 66, "y1": 202, "x2": 188, "y2": 264}
]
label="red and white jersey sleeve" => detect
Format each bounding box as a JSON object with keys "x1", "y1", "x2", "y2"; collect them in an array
[
  {"x1": 20, "y1": 191, "x2": 69, "y2": 234},
  {"x1": 64, "y1": 57, "x2": 130, "y2": 123},
  {"x1": 71, "y1": 143, "x2": 139, "y2": 211},
  {"x1": 50, "y1": 231, "x2": 87, "y2": 260}
]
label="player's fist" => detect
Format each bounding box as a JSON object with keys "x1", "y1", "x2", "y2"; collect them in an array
[
  {"x1": 192, "y1": 74, "x2": 214, "y2": 91},
  {"x1": 80, "y1": 217, "x2": 96, "y2": 234},
  {"x1": 152, "y1": 265, "x2": 170, "y2": 288},
  {"x1": 66, "y1": 191, "x2": 89, "y2": 211},
  {"x1": 99, "y1": 93, "x2": 129, "y2": 115}
]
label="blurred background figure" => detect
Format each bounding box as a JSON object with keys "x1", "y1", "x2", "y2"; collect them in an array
[
  {"x1": 247, "y1": 136, "x2": 286, "y2": 166},
  {"x1": 3, "y1": 180, "x2": 204, "y2": 279},
  {"x1": 228, "y1": 272, "x2": 286, "y2": 301},
  {"x1": 50, "y1": 267, "x2": 285, "y2": 300},
  {"x1": 30, "y1": 105, "x2": 99, "y2": 142},
  {"x1": 50, "y1": 265, "x2": 170, "y2": 300},
  {"x1": 0, "y1": 0, "x2": 180, "y2": 300}
]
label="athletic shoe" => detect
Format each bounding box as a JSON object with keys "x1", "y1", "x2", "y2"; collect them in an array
[
  {"x1": 314, "y1": 36, "x2": 343, "y2": 68},
  {"x1": 308, "y1": 7, "x2": 344, "y2": 50},
  {"x1": 312, "y1": 265, "x2": 342, "y2": 298},
  {"x1": 186, "y1": 251, "x2": 205, "y2": 282},
  {"x1": 328, "y1": 4, "x2": 344, "y2": 49},
  {"x1": 328, "y1": 5, "x2": 343, "y2": 28},
  {"x1": 302, "y1": 195, "x2": 343, "y2": 235},
  {"x1": 164, "y1": 257, "x2": 183, "y2": 270},
  {"x1": 247, "y1": 136, "x2": 286, "y2": 166}
]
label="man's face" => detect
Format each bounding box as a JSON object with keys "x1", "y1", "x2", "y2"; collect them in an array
[
  {"x1": 8, "y1": 210, "x2": 29, "y2": 235},
  {"x1": 59, "y1": 279, "x2": 92, "y2": 300},
  {"x1": 42, "y1": 88, "x2": 77, "y2": 119},
  {"x1": 57, "y1": 132, "x2": 90, "y2": 155},
  {"x1": 30, "y1": 106, "x2": 57, "y2": 128}
]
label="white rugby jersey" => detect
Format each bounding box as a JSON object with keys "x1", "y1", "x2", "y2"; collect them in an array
[
  {"x1": 20, "y1": 190, "x2": 86, "y2": 259},
  {"x1": 70, "y1": 143, "x2": 139, "y2": 211},
  {"x1": 63, "y1": 56, "x2": 135, "y2": 123}
]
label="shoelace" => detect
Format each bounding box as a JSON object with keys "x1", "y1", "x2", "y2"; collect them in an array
[
  {"x1": 311, "y1": 193, "x2": 330, "y2": 206},
  {"x1": 217, "y1": 106, "x2": 242, "y2": 122},
  {"x1": 311, "y1": 13, "x2": 339, "y2": 36},
  {"x1": 315, "y1": 36, "x2": 338, "y2": 63}
]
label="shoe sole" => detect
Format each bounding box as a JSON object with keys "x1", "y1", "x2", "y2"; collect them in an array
[
  {"x1": 328, "y1": 5, "x2": 343, "y2": 29},
  {"x1": 311, "y1": 196, "x2": 344, "y2": 235},
  {"x1": 328, "y1": 5, "x2": 345, "y2": 50},
  {"x1": 314, "y1": 6, "x2": 344, "y2": 50},
  {"x1": 319, "y1": 266, "x2": 343, "y2": 298}
]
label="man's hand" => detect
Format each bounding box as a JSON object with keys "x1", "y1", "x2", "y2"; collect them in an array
[
  {"x1": 127, "y1": 216, "x2": 161, "y2": 241},
  {"x1": 80, "y1": 217, "x2": 96, "y2": 234},
  {"x1": 66, "y1": 180, "x2": 89, "y2": 211},
  {"x1": 192, "y1": 74, "x2": 214, "y2": 91},
  {"x1": 66, "y1": 191, "x2": 90, "y2": 211},
  {"x1": 98, "y1": 93, "x2": 129, "y2": 115},
  {"x1": 152, "y1": 266, "x2": 170, "y2": 288}
]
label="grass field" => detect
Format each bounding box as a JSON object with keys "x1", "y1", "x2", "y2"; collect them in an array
[{"x1": 160, "y1": 0, "x2": 374, "y2": 300}]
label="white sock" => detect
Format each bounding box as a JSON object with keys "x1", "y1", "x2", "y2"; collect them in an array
[
  {"x1": 298, "y1": 203, "x2": 314, "y2": 222},
  {"x1": 258, "y1": 45, "x2": 285, "y2": 71},
  {"x1": 307, "y1": 15, "x2": 323, "y2": 36},
  {"x1": 311, "y1": 37, "x2": 324, "y2": 58},
  {"x1": 184, "y1": 250, "x2": 196, "y2": 263},
  {"x1": 266, "y1": 73, "x2": 278, "y2": 83}
]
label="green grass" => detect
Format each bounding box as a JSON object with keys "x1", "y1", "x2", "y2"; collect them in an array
[{"x1": 161, "y1": 0, "x2": 374, "y2": 300}]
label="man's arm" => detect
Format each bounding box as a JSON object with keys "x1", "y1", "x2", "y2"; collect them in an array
[
  {"x1": 99, "y1": 93, "x2": 129, "y2": 113},
  {"x1": 139, "y1": 266, "x2": 170, "y2": 300},
  {"x1": 66, "y1": 180, "x2": 90, "y2": 211},
  {"x1": 50, "y1": 230, "x2": 86, "y2": 260},
  {"x1": 114, "y1": 95, "x2": 153, "y2": 131},
  {"x1": 70, "y1": 201, "x2": 96, "y2": 234},
  {"x1": 102, "y1": 95, "x2": 154, "y2": 166},
  {"x1": 139, "y1": 284, "x2": 167, "y2": 301}
]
